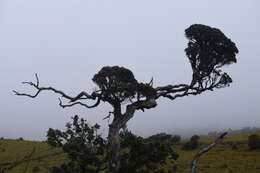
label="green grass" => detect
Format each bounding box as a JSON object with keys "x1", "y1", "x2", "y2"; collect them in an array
[
  {"x1": 0, "y1": 139, "x2": 67, "y2": 173},
  {"x1": 0, "y1": 132, "x2": 260, "y2": 173},
  {"x1": 172, "y1": 132, "x2": 260, "y2": 173}
]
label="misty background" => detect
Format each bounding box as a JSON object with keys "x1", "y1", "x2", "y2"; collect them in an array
[{"x1": 0, "y1": 0, "x2": 259, "y2": 140}]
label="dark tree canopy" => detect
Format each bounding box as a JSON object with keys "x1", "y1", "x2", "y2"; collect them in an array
[
  {"x1": 92, "y1": 66, "x2": 157, "y2": 104},
  {"x1": 182, "y1": 135, "x2": 200, "y2": 150},
  {"x1": 146, "y1": 133, "x2": 181, "y2": 143},
  {"x1": 119, "y1": 130, "x2": 179, "y2": 173},
  {"x1": 185, "y1": 24, "x2": 238, "y2": 88},
  {"x1": 248, "y1": 134, "x2": 260, "y2": 150}
]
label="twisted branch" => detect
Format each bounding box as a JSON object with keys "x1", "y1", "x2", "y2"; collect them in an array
[
  {"x1": 58, "y1": 98, "x2": 101, "y2": 108},
  {"x1": 13, "y1": 74, "x2": 101, "y2": 109},
  {"x1": 156, "y1": 72, "x2": 230, "y2": 101}
]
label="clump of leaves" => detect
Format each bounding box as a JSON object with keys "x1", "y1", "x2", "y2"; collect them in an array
[
  {"x1": 47, "y1": 115, "x2": 107, "y2": 173},
  {"x1": 185, "y1": 24, "x2": 238, "y2": 88},
  {"x1": 146, "y1": 133, "x2": 181, "y2": 143},
  {"x1": 92, "y1": 66, "x2": 157, "y2": 103},
  {"x1": 182, "y1": 135, "x2": 200, "y2": 150},
  {"x1": 248, "y1": 134, "x2": 260, "y2": 150},
  {"x1": 119, "y1": 130, "x2": 179, "y2": 173},
  {"x1": 18, "y1": 137, "x2": 24, "y2": 141}
]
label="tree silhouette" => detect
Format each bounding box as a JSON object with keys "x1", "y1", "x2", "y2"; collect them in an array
[{"x1": 14, "y1": 24, "x2": 238, "y2": 173}]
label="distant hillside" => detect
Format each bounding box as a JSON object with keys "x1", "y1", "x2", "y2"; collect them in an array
[
  {"x1": 0, "y1": 132, "x2": 260, "y2": 173},
  {"x1": 205, "y1": 127, "x2": 260, "y2": 138}
]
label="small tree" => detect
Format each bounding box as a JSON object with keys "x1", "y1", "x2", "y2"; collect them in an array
[
  {"x1": 248, "y1": 134, "x2": 260, "y2": 150},
  {"x1": 47, "y1": 115, "x2": 107, "y2": 173},
  {"x1": 182, "y1": 135, "x2": 200, "y2": 150},
  {"x1": 14, "y1": 24, "x2": 238, "y2": 173}
]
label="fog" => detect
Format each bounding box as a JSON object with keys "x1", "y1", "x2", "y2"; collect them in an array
[{"x1": 0, "y1": 0, "x2": 259, "y2": 140}]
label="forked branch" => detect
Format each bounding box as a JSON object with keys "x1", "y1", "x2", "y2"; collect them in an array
[
  {"x1": 156, "y1": 72, "x2": 231, "y2": 101},
  {"x1": 13, "y1": 74, "x2": 101, "y2": 109}
]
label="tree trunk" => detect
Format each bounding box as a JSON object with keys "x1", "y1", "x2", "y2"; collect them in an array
[
  {"x1": 108, "y1": 124, "x2": 121, "y2": 173},
  {"x1": 106, "y1": 99, "x2": 156, "y2": 173}
]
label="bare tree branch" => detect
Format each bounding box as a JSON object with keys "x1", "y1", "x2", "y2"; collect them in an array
[
  {"x1": 190, "y1": 132, "x2": 228, "y2": 173},
  {"x1": 13, "y1": 74, "x2": 101, "y2": 109},
  {"x1": 156, "y1": 72, "x2": 229, "y2": 101},
  {"x1": 58, "y1": 98, "x2": 101, "y2": 109},
  {"x1": 155, "y1": 84, "x2": 189, "y2": 91},
  {"x1": 115, "y1": 99, "x2": 157, "y2": 129}
]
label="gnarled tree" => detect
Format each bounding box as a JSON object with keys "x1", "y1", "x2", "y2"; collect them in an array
[{"x1": 14, "y1": 24, "x2": 238, "y2": 173}]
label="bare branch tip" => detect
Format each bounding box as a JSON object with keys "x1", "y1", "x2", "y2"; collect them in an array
[
  {"x1": 35, "y1": 73, "x2": 39, "y2": 86},
  {"x1": 13, "y1": 90, "x2": 18, "y2": 95}
]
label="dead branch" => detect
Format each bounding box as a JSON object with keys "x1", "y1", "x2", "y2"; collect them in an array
[
  {"x1": 156, "y1": 74, "x2": 227, "y2": 101},
  {"x1": 58, "y1": 97, "x2": 101, "y2": 109},
  {"x1": 13, "y1": 73, "x2": 101, "y2": 109},
  {"x1": 190, "y1": 132, "x2": 228, "y2": 173}
]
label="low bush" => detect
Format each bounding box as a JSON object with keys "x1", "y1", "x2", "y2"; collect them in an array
[
  {"x1": 248, "y1": 134, "x2": 260, "y2": 150},
  {"x1": 182, "y1": 135, "x2": 200, "y2": 150}
]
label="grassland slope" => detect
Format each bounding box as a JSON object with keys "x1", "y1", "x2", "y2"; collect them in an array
[{"x1": 0, "y1": 132, "x2": 259, "y2": 173}]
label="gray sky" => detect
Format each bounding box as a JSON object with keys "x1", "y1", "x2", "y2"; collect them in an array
[{"x1": 0, "y1": 0, "x2": 259, "y2": 140}]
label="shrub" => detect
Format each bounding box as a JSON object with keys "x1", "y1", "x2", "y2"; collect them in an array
[
  {"x1": 182, "y1": 135, "x2": 200, "y2": 150},
  {"x1": 146, "y1": 133, "x2": 181, "y2": 143},
  {"x1": 248, "y1": 134, "x2": 260, "y2": 150},
  {"x1": 119, "y1": 130, "x2": 179, "y2": 173},
  {"x1": 18, "y1": 137, "x2": 24, "y2": 141},
  {"x1": 47, "y1": 115, "x2": 106, "y2": 173}
]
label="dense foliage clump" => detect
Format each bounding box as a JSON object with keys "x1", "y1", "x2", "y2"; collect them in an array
[
  {"x1": 92, "y1": 66, "x2": 157, "y2": 103},
  {"x1": 47, "y1": 115, "x2": 107, "y2": 173},
  {"x1": 182, "y1": 135, "x2": 200, "y2": 150},
  {"x1": 119, "y1": 130, "x2": 179, "y2": 173},
  {"x1": 248, "y1": 134, "x2": 260, "y2": 150},
  {"x1": 146, "y1": 133, "x2": 181, "y2": 143},
  {"x1": 185, "y1": 24, "x2": 238, "y2": 87}
]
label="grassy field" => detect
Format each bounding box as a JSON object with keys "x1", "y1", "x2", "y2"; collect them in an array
[
  {"x1": 0, "y1": 132, "x2": 260, "y2": 173},
  {"x1": 0, "y1": 139, "x2": 67, "y2": 173},
  {"x1": 173, "y1": 132, "x2": 260, "y2": 173}
]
